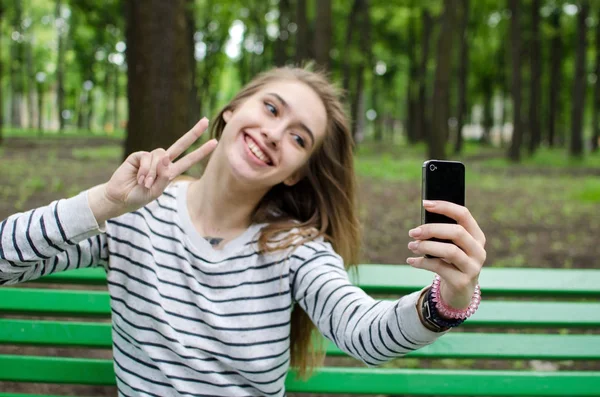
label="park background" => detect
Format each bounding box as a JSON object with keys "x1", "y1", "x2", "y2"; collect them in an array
[{"x1": 0, "y1": 0, "x2": 599, "y2": 395}]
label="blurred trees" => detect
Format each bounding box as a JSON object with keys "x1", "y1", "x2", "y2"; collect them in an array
[{"x1": 1, "y1": 0, "x2": 600, "y2": 160}]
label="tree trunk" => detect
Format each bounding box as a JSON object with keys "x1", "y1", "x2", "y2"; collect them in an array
[
  {"x1": 416, "y1": 9, "x2": 432, "y2": 144},
  {"x1": 481, "y1": 76, "x2": 493, "y2": 145},
  {"x1": 429, "y1": 0, "x2": 457, "y2": 160},
  {"x1": 86, "y1": 88, "x2": 94, "y2": 131},
  {"x1": 294, "y1": 0, "x2": 309, "y2": 65},
  {"x1": 570, "y1": 1, "x2": 588, "y2": 158},
  {"x1": 124, "y1": 0, "x2": 192, "y2": 157},
  {"x1": 37, "y1": 83, "x2": 43, "y2": 134},
  {"x1": 508, "y1": 0, "x2": 523, "y2": 162},
  {"x1": 406, "y1": 11, "x2": 419, "y2": 144},
  {"x1": 350, "y1": 0, "x2": 370, "y2": 143},
  {"x1": 76, "y1": 91, "x2": 86, "y2": 129},
  {"x1": 0, "y1": 3, "x2": 4, "y2": 144},
  {"x1": 528, "y1": 0, "x2": 542, "y2": 155},
  {"x1": 342, "y1": 0, "x2": 360, "y2": 95},
  {"x1": 102, "y1": 67, "x2": 112, "y2": 131},
  {"x1": 593, "y1": 7, "x2": 600, "y2": 152},
  {"x1": 56, "y1": 0, "x2": 66, "y2": 132},
  {"x1": 26, "y1": 40, "x2": 35, "y2": 129},
  {"x1": 314, "y1": 0, "x2": 332, "y2": 70},
  {"x1": 547, "y1": 8, "x2": 561, "y2": 148},
  {"x1": 186, "y1": 0, "x2": 200, "y2": 127},
  {"x1": 372, "y1": 76, "x2": 382, "y2": 142},
  {"x1": 10, "y1": 0, "x2": 24, "y2": 128},
  {"x1": 275, "y1": 0, "x2": 290, "y2": 66},
  {"x1": 113, "y1": 65, "x2": 119, "y2": 133},
  {"x1": 454, "y1": 0, "x2": 469, "y2": 154}
]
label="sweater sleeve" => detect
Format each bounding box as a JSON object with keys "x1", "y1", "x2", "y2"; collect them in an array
[
  {"x1": 0, "y1": 190, "x2": 108, "y2": 285},
  {"x1": 290, "y1": 240, "x2": 446, "y2": 366}
]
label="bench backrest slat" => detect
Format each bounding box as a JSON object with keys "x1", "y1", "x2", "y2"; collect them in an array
[
  {"x1": 3, "y1": 319, "x2": 600, "y2": 360},
  {"x1": 1, "y1": 355, "x2": 599, "y2": 396},
  {"x1": 2, "y1": 288, "x2": 599, "y2": 327},
  {"x1": 36, "y1": 265, "x2": 600, "y2": 297}
]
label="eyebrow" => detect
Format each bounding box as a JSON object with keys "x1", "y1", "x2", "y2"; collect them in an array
[{"x1": 268, "y1": 92, "x2": 315, "y2": 146}]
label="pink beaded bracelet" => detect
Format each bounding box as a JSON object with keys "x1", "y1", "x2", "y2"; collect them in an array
[{"x1": 431, "y1": 274, "x2": 481, "y2": 320}]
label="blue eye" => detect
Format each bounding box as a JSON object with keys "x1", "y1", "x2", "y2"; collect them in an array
[
  {"x1": 265, "y1": 102, "x2": 277, "y2": 115},
  {"x1": 294, "y1": 134, "x2": 306, "y2": 148}
]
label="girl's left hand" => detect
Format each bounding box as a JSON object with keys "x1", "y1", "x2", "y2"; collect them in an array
[{"x1": 406, "y1": 200, "x2": 486, "y2": 311}]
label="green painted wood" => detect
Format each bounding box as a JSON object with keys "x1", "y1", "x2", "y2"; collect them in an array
[
  {"x1": 3, "y1": 319, "x2": 600, "y2": 360},
  {"x1": 0, "y1": 319, "x2": 111, "y2": 348},
  {"x1": 2, "y1": 288, "x2": 600, "y2": 327},
  {"x1": 1, "y1": 356, "x2": 599, "y2": 396},
  {"x1": 350, "y1": 265, "x2": 600, "y2": 297},
  {"x1": 0, "y1": 288, "x2": 110, "y2": 316},
  {"x1": 38, "y1": 267, "x2": 107, "y2": 286},
  {"x1": 0, "y1": 355, "x2": 115, "y2": 385},
  {"x1": 285, "y1": 368, "x2": 600, "y2": 396},
  {"x1": 35, "y1": 265, "x2": 600, "y2": 297}
]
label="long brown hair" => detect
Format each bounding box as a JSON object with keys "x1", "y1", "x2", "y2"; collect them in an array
[{"x1": 210, "y1": 66, "x2": 360, "y2": 378}]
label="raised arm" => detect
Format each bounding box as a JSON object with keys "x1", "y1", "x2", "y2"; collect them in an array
[
  {"x1": 290, "y1": 241, "x2": 443, "y2": 367},
  {"x1": 0, "y1": 191, "x2": 107, "y2": 285},
  {"x1": 1, "y1": 118, "x2": 217, "y2": 285}
]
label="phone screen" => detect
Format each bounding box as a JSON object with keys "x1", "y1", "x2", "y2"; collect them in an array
[{"x1": 421, "y1": 160, "x2": 465, "y2": 226}]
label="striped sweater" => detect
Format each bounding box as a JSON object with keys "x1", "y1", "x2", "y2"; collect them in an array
[{"x1": 0, "y1": 181, "x2": 443, "y2": 396}]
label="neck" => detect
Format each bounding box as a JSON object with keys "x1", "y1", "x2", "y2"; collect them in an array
[{"x1": 187, "y1": 161, "x2": 269, "y2": 238}]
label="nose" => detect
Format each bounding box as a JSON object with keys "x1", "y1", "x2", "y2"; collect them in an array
[{"x1": 261, "y1": 124, "x2": 285, "y2": 148}]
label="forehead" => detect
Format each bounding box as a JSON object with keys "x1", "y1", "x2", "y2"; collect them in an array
[{"x1": 257, "y1": 80, "x2": 328, "y2": 142}]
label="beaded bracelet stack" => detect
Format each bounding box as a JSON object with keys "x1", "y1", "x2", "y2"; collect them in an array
[
  {"x1": 431, "y1": 274, "x2": 481, "y2": 320},
  {"x1": 418, "y1": 274, "x2": 482, "y2": 332}
]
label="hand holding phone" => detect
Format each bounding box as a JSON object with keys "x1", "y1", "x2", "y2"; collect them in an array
[
  {"x1": 421, "y1": 160, "x2": 465, "y2": 256},
  {"x1": 408, "y1": 159, "x2": 486, "y2": 312}
]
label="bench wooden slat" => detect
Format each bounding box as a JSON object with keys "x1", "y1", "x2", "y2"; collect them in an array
[
  {"x1": 286, "y1": 368, "x2": 600, "y2": 396},
  {"x1": 2, "y1": 288, "x2": 600, "y2": 327},
  {"x1": 1, "y1": 355, "x2": 599, "y2": 396},
  {"x1": 37, "y1": 265, "x2": 600, "y2": 297},
  {"x1": 3, "y1": 319, "x2": 600, "y2": 360}
]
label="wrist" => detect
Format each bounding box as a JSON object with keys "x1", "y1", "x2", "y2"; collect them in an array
[
  {"x1": 417, "y1": 287, "x2": 464, "y2": 332},
  {"x1": 88, "y1": 183, "x2": 127, "y2": 225},
  {"x1": 432, "y1": 275, "x2": 481, "y2": 320}
]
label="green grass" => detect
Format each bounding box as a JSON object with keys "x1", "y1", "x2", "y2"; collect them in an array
[
  {"x1": 355, "y1": 147, "x2": 600, "y2": 204},
  {"x1": 72, "y1": 146, "x2": 122, "y2": 161}
]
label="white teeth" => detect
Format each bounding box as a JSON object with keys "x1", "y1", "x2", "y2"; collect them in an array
[{"x1": 246, "y1": 136, "x2": 270, "y2": 164}]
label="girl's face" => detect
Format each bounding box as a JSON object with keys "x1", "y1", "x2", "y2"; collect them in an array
[{"x1": 218, "y1": 80, "x2": 328, "y2": 189}]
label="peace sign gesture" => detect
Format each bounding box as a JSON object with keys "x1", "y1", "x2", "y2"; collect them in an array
[{"x1": 91, "y1": 118, "x2": 217, "y2": 222}]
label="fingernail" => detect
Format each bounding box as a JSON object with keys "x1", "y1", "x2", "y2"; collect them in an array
[
  {"x1": 406, "y1": 258, "x2": 416, "y2": 265},
  {"x1": 423, "y1": 200, "x2": 435, "y2": 208},
  {"x1": 408, "y1": 241, "x2": 419, "y2": 250},
  {"x1": 138, "y1": 175, "x2": 144, "y2": 185},
  {"x1": 144, "y1": 176, "x2": 154, "y2": 188},
  {"x1": 409, "y1": 227, "x2": 422, "y2": 237}
]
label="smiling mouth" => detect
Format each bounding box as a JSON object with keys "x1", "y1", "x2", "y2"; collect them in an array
[{"x1": 244, "y1": 134, "x2": 273, "y2": 165}]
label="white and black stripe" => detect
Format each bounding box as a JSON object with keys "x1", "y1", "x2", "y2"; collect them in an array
[{"x1": 0, "y1": 182, "x2": 443, "y2": 396}]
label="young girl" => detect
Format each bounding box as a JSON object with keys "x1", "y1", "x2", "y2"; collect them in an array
[{"x1": 0, "y1": 67, "x2": 486, "y2": 397}]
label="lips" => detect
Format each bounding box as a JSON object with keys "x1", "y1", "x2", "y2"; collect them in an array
[{"x1": 244, "y1": 134, "x2": 273, "y2": 165}]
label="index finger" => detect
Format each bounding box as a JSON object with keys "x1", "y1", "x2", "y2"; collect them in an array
[
  {"x1": 423, "y1": 200, "x2": 486, "y2": 246},
  {"x1": 166, "y1": 117, "x2": 210, "y2": 160}
]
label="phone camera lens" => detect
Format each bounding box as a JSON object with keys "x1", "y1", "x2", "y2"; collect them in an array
[{"x1": 429, "y1": 164, "x2": 437, "y2": 171}]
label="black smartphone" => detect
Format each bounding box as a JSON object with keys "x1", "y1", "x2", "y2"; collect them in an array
[{"x1": 421, "y1": 160, "x2": 465, "y2": 256}]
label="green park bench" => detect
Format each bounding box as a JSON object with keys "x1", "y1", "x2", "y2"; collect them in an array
[{"x1": 1, "y1": 264, "x2": 599, "y2": 396}]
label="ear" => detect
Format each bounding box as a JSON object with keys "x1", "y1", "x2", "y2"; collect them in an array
[
  {"x1": 283, "y1": 171, "x2": 303, "y2": 187},
  {"x1": 223, "y1": 109, "x2": 233, "y2": 123}
]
